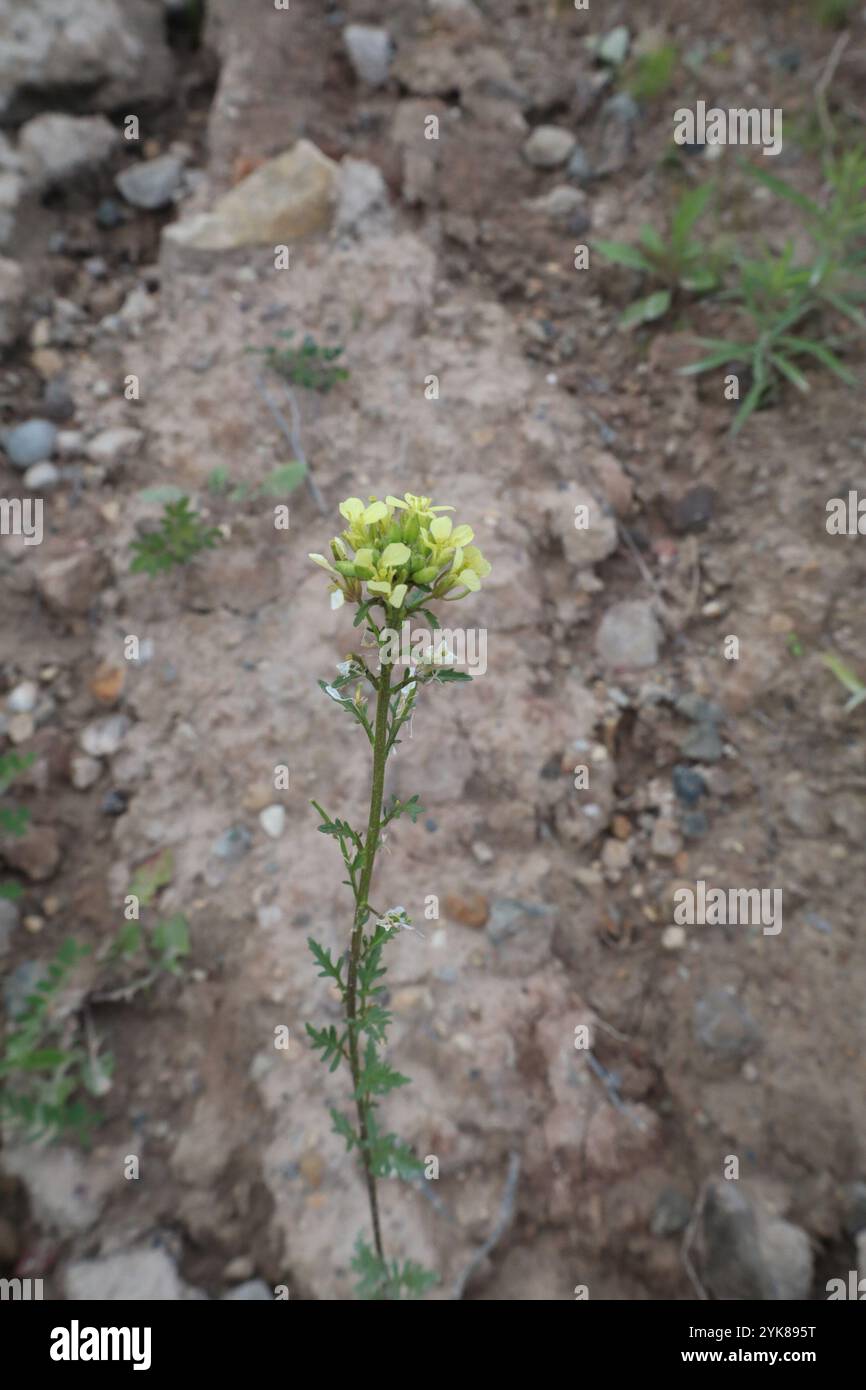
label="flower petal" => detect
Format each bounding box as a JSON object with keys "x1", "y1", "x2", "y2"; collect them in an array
[
  {"x1": 458, "y1": 568, "x2": 481, "y2": 591},
  {"x1": 390, "y1": 583, "x2": 408, "y2": 608},
  {"x1": 339, "y1": 497, "x2": 365, "y2": 522},
  {"x1": 363, "y1": 501, "x2": 389, "y2": 526},
  {"x1": 380, "y1": 541, "x2": 411, "y2": 568},
  {"x1": 430, "y1": 515, "x2": 453, "y2": 543}
]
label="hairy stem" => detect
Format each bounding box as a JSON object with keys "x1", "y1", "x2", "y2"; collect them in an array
[{"x1": 345, "y1": 655, "x2": 393, "y2": 1260}]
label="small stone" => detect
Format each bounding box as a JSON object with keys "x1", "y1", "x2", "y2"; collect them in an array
[
  {"x1": 667, "y1": 485, "x2": 717, "y2": 534},
  {"x1": 100, "y1": 789, "x2": 128, "y2": 816},
  {"x1": 223, "y1": 1256, "x2": 255, "y2": 1283},
  {"x1": 1, "y1": 825, "x2": 61, "y2": 882},
  {"x1": 651, "y1": 1187, "x2": 691, "y2": 1236},
  {"x1": 89, "y1": 663, "x2": 125, "y2": 706},
  {"x1": 652, "y1": 818, "x2": 682, "y2": 859},
  {"x1": 259, "y1": 805, "x2": 285, "y2": 839},
  {"x1": 343, "y1": 24, "x2": 393, "y2": 87},
  {"x1": 596, "y1": 600, "x2": 660, "y2": 670},
  {"x1": 65, "y1": 1248, "x2": 196, "y2": 1302},
  {"x1": 7, "y1": 712, "x2": 34, "y2": 743},
  {"x1": 80, "y1": 714, "x2": 130, "y2": 758},
  {"x1": 37, "y1": 546, "x2": 107, "y2": 617},
  {"x1": 3, "y1": 418, "x2": 57, "y2": 469},
  {"x1": 24, "y1": 914, "x2": 44, "y2": 934},
  {"x1": 672, "y1": 764, "x2": 706, "y2": 806},
  {"x1": 70, "y1": 754, "x2": 102, "y2": 790},
  {"x1": 334, "y1": 158, "x2": 392, "y2": 238},
  {"x1": 596, "y1": 25, "x2": 630, "y2": 66},
  {"x1": 6, "y1": 680, "x2": 38, "y2": 713},
  {"x1": 30, "y1": 350, "x2": 63, "y2": 383},
  {"x1": 694, "y1": 988, "x2": 760, "y2": 1060},
  {"x1": 566, "y1": 144, "x2": 593, "y2": 183},
  {"x1": 85, "y1": 427, "x2": 144, "y2": 469},
  {"x1": 212, "y1": 826, "x2": 252, "y2": 862},
  {"x1": 594, "y1": 93, "x2": 639, "y2": 175},
  {"x1": 19, "y1": 113, "x2": 118, "y2": 191},
  {"x1": 611, "y1": 815, "x2": 632, "y2": 839},
  {"x1": 23, "y1": 461, "x2": 60, "y2": 491},
  {"x1": 116, "y1": 155, "x2": 185, "y2": 210},
  {"x1": 524, "y1": 125, "x2": 577, "y2": 169},
  {"x1": 471, "y1": 840, "x2": 495, "y2": 865},
  {"x1": 42, "y1": 375, "x2": 75, "y2": 422},
  {"x1": 57, "y1": 429, "x2": 83, "y2": 459},
  {"x1": 681, "y1": 810, "x2": 708, "y2": 839},
  {"x1": 675, "y1": 692, "x2": 724, "y2": 725},
  {"x1": 680, "y1": 723, "x2": 724, "y2": 762},
  {"x1": 662, "y1": 925, "x2": 686, "y2": 951},
  {"x1": 525, "y1": 185, "x2": 589, "y2": 228},
  {"x1": 96, "y1": 197, "x2": 126, "y2": 229},
  {"x1": 222, "y1": 1280, "x2": 272, "y2": 1301},
  {"x1": 444, "y1": 891, "x2": 489, "y2": 928},
  {"x1": 163, "y1": 141, "x2": 338, "y2": 255}
]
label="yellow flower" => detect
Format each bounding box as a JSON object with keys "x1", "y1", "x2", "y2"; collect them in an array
[{"x1": 310, "y1": 492, "x2": 491, "y2": 610}]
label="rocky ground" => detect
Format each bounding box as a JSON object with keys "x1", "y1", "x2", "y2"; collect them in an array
[{"x1": 1, "y1": 0, "x2": 865, "y2": 1300}]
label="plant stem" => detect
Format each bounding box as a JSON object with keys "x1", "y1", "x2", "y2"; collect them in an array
[{"x1": 345, "y1": 655, "x2": 393, "y2": 1260}]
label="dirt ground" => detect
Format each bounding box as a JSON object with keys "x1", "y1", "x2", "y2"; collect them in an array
[{"x1": 1, "y1": 0, "x2": 865, "y2": 1300}]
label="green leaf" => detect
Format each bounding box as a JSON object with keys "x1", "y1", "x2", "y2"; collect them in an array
[
  {"x1": 593, "y1": 238, "x2": 653, "y2": 272},
  {"x1": 383, "y1": 793, "x2": 425, "y2": 825},
  {"x1": 770, "y1": 352, "x2": 810, "y2": 393},
  {"x1": 671, "y1": 183, "x2": 713, "y2": 244},
  {"x1": 307, "y1": 936, "x2": 345, "y2": 986},
  {"x1": 151, "y1": 914, "x2": 190, "y2": 971},
  {"x1": 350, "y1": 1237, "x2": 438, "y2": 1301},
  {"x1": 258, "y1": 461, "x2": 307, "y2": 497},
  {"x1": 745, "y1": 163, "x2": 820, "y2": 219},
  {"x1": 355, "y1": 1039, "x2": 411, "y2": 1100},
  {"x1": 330, "y1": 1106, "x2": 359, "y2": 1150},
  {"x1": 430, "y1": 668, "x2": 472, "y2": 683},
  {"x1": 619, "y1": 288, "x2": 671, "y2": 328},
  {"x1": 138, "y1": 485, "x2": 186, "y2": 504},
  {"x1": 777, "y1": 335, "x2": 856, "y2": 386},
  {"x1": 129, "y1": 848, "x2": 174, "y2": 908}
]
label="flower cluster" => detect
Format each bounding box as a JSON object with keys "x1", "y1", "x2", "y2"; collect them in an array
[{"x1": 309, "y1": 493, "x2": 491, "y2": 611}]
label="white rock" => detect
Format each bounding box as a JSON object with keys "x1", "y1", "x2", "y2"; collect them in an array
[
  {"x1": 116, "y1": 154, "x2": 184, "y2": 210},
  {"x1": 6, "y1": 680, "x2": 38, "y2": 713},
  {"x1": 23, "y1": 460, "x2": 61, "y2": 491},
  {"x1": 85, "y1": 427, "x2": 144, "y2": 468},
  {"x1": 595, "y1": 600, "x2": 661, "y2": 669},
  {"x1": 526, "y1": 185, "x2": 588, "y2": 223},
  {"x1": 65, "y1": 1247, "x2": 202, "y2": 1301},
  {"x1": 80, "y1": 714, "x2": 130, "y2": 758},
  {"x1": 343, "y1": 25, "x2": 392, "y2": 87},
  {"x1": 0, "y1": 0, "x2": 175, "y2": 121},
  {"x1": 57, "y1": 429, "x2": 84, "y2": 458},
  {"x1": 523, "y1": 125, "x2": 576, "y2": 169},
  {"x1": 19, "y1": 112, "x2": 118, "y2": 190},
  {"x1": 259, "y1": 805, "x2": 286, "y2": 839},
  {"x1": 334, "y1": 158, "x2": 392, "y2": 238},
  {"x1": 662, "y1": 925, "x2": 686, "y2": 950},
  {"x1": 70, "y1": 754, "x2": 102, "y2": 790}
]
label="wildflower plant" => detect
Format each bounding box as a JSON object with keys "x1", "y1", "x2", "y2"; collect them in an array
[{"x1": 306, "y1": 492, "x2": 491, "y2": 1299}]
